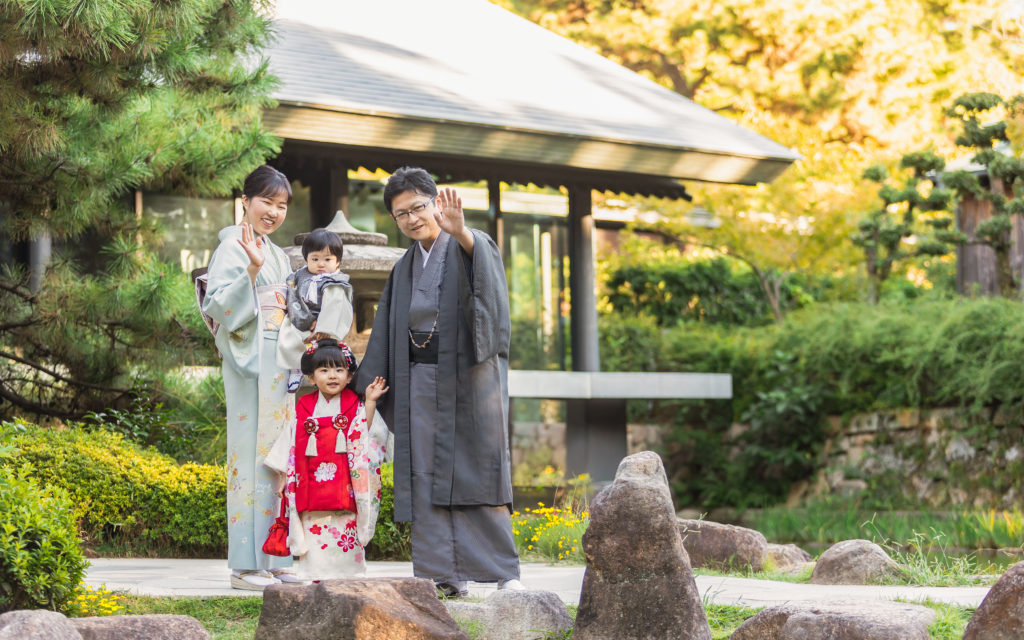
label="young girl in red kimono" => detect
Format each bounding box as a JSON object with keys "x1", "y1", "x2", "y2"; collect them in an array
[{"x1": 265, "y1": 339, "x2": 389, "y2": 580}]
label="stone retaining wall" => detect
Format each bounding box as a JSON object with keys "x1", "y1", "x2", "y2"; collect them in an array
[
  {"x1": 513, "y1": 407, "x2": 1024, "y2": 509},
  {"x1": 800, "y1": 408, "x2": 1024, "y2": 508}
]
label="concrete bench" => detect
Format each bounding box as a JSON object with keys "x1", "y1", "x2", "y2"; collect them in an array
[{"x1": 507, "y1": 370, "x2": 733, "y2": 482}]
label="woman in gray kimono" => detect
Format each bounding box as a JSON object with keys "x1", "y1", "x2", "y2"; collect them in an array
[
  {"x1": 202, "y1": 165, "x2": 302, "y2": 590},
  {"x1": 355, "y1": 167, "x2": 523, "y2": 597}
]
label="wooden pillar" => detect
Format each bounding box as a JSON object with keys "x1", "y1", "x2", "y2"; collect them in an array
[
  {"x1": 567, "y1": 184, "x2": 599, "y2": 372},
  {"x1": 329, "y1": 167, "x2": 350, "y2": 224},
  {"x1": 309, "y1": 166, "x2": 332, "y2": 228},
  {"x1": 566, "y1": 184, "x2": 624, "y2": 482},
  {"x1": 488, "y1": 178, "x2": 503, "y2": 251}
]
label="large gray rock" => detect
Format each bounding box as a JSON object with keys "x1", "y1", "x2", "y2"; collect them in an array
[
  {"x1": 575, "y1": 451, "x2": 711, "y2": 640},
  {"x1": 677, "y1": 519, "x2": 768, "y2": 572},
  {"x1": 765, "y1": 543, "x2": 813, "y2": 573},
  {"x1": 731, "y1": 600, "x2": 935, "y2": 640},
  {"x1": 809, "y1": 539, "x2": 904, "y2": 585},
  {"x1": 962, "y1": 560, "x2": 1024, "y2": 639},
  {"x1": 254, "y1": 578, "x2": 468, "y2": 640},
  {"x1": 0, "y1": 610, "x2": 82, "y2": 639},
  {"x1": 445, "y1": 590, "x2": 572, "y2": 640},
  {"x1": 71, "y1": 614, "x2": 209, "y2": 640}
]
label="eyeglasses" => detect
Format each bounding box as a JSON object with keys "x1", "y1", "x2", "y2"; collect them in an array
[{"x1": 391, "y1": 197, "x2": 435, "y2": 222}]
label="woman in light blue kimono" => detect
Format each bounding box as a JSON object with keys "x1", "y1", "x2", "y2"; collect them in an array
[{"x1": 202, "y1": 165, "x2": 303, "y2": 590}]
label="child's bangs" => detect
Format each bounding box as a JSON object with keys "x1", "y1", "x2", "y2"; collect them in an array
[{"x1": 310, "y1": 349, "x2": 346, "y2": 371}]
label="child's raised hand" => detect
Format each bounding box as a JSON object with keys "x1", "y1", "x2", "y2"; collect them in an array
[{"x1": 365, "y1": 376, "x2": 389, "y2": 402}]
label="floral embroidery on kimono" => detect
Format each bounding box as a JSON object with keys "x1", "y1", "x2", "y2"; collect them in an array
[{"x1": 264, "y1": 389, "x2": 389, "y2": 580}]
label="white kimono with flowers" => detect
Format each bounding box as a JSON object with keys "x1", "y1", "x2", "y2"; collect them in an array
[{"x1": 265, "y1": 391, "x2": 389, "y2": 580}]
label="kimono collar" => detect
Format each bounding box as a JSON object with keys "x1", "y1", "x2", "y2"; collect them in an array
[
  {"x1": 313, "y1": 392, "x2": 340, "y2": 418},
  {"x1": 417, "y1": 240, "x2": 432, "y2": 267}
]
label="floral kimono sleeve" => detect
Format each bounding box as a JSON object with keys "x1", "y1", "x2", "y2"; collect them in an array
[
  {"x1": 204, "y1": 227, "x2": 262, "y2": 377},
  {"x1": 263, "y1": 419, "x2": 306, "y2": 556},
  {"x1": 264, "y1": 421, "x2": 293, "y2": 474},
  {"x1": 348, "y1": 401, "x2": 389, "y2": 547}
]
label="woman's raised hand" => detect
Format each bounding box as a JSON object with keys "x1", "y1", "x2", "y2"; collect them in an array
[
  {"x1": 365, "y1": 376, "x2": 389, "y2": 402},
  {"x1": 237, "y1": 222, "x2": 265, "y2": 269}
]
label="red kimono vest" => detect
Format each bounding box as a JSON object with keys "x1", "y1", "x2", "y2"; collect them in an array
[{"x1": 294, "y1": 389, "x2": 358, "y2": 513}]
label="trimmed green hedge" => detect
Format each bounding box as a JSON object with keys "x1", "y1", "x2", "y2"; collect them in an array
[
  {"x1": 0, "y1": 420, "x2": 414, "y2": 559},
  {"x1": 1, "y1": 420, "x2": 226, "y2": 555}
]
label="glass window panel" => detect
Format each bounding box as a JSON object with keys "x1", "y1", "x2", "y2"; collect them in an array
[
  {"x1": 143, "y1": 193, "x2": 234, "y2": 272},
  {"x1": 275, "y1": 180, "x2": 312, "y2": 247},
  {"x1": 143, "y1": 180, "x2": 312, "y2": 272},
  {"x1": 502, "y1": 212, "x2": 569, "y2": 371}
]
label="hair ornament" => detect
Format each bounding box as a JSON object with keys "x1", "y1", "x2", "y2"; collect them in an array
[
  {"x1": 305, "y1": 340, "x2": 317, "y2": 355},
  {"x1": 337, "y1": 341, "x2": 357, "y2": 370}
]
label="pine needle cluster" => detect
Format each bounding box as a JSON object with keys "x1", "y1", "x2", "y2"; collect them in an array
[{"x1": 0, "y1": 0, "x2": 281, "y2": 417}]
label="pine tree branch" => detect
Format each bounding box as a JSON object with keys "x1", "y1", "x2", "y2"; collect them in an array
[
  {"x1": 0, "y1": 281, "x2": 35, "y2": 302},
  {"x1": 0, "y1": 349, "x2": 131, "y2": 393},
  {"x1": 0, "y1": 381, "x2": 85, "y2": 419},
  {"x1": 0, "y1": 319, "x2": 35, "y2": 332}
]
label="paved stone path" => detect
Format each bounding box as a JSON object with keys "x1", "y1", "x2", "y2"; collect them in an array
[{"x1": 85, "y1": 558, "x2": 990, "y2": 607}]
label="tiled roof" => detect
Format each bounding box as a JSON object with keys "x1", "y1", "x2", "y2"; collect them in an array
[{"x1": 266, "y1": 0, "x2": 799, "y2": 185}]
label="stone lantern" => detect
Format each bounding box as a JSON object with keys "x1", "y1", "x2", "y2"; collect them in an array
[{"x1": 285, "y1": 211, "x2": 405, "y2": 359}]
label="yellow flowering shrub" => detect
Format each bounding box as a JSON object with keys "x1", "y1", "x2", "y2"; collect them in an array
[
  {"x1": 0, "y1": 420, "x2": 226, "y2": 554},
  {"x1": 512, "y1": 502, "x2": 588, "y2": 564},
  {"x1": 65, "y1": 583, "x2": 126, "y2": 617}
]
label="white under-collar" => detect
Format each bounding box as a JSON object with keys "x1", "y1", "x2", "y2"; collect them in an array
[
  {"x1": 418, "y1": 240, "x2": 432, "y2": 267},
  {"x1": 312, "y1": 392, "x2": 341, "y2": 418}
]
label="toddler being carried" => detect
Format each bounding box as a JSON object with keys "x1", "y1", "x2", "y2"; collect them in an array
[{"x1": 277, "y1": 228, "x2": 353, "y2": 391}]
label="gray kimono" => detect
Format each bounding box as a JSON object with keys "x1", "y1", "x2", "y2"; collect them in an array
[
  {"x1": 355, "y1": 229, "x2": 518, "y2": 582},
  {"x1": 286, "y1": 267, "x2": 353, "y2": 332}
]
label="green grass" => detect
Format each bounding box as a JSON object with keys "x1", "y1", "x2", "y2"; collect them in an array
[
  {"x1": 113, "y1": 594, "x2": 976, "y2": 639},
  {"x1": 745, "y1": 503, "x2": 1024, "y2": 550},
  {"x1": 705, "y1": 603, "x2": 761, "y2": 639},
  {"x1": 123, "y1": 596, "x2": 262, "y2": 640},
  {"x1": 924, "y1": 601, "x2": 975, "y2": 640},
  {"x1": 877, "y1": 530, "x2": 1002, "y2": 587},
  {"x1": 694, "y1": 562, "x2": 815, "y2": 584}
]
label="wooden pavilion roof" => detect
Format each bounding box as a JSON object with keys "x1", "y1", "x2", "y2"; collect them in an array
[{"x1": 265, "y1": 0, "x2": 800, "y2": 197}]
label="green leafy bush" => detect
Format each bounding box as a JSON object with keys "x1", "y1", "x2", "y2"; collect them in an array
[
  {"x1": 0, "y1": 468, "x2": 88, "y2": 612},
  {"x1": 601, "y1": 296, "x2": 1024, "y2": 508},
  {"x1": 603, "y1": 254, "x2": 830, "y2": 327},
  {"x1": 364, "y1": 462, "x2": 411, "y2": 560},
  {"x1": 0, "y1": 420, "x2": 226, "y2": 555},
  {"x1": 83, "y1": 394, "x2": 198, "y2": 463}
]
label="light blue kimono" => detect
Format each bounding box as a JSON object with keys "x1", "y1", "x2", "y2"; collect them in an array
[{"x1": 203, "y1": 225, "x2": 293, "y2": 571}]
